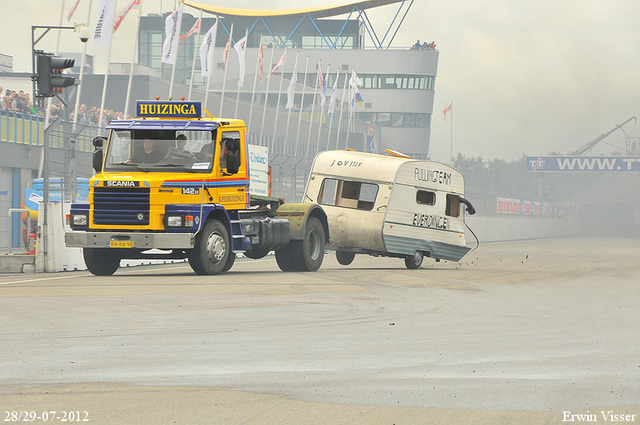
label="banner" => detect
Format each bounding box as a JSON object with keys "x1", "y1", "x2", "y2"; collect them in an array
[
  {"x1": 526, "y1": 156, "x2": 640, "y2": 172},
  {"x1": 93, "y1": 0, "x2": 116, "y2": 46},
  {"x1": 199, "y1": 21, "x2": 217, "y2": 78},
  {"x1": 161, "y1": 7, "x2": 182, "y2": 65}
]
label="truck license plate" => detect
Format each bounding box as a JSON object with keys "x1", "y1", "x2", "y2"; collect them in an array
[{"x1": 109, "y1": 240, "x2": 134, "y2": 248}]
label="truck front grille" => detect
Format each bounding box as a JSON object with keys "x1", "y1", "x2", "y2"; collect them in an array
[{"x1": 93, "y1": 187, "x2": 150, "y2": 226}]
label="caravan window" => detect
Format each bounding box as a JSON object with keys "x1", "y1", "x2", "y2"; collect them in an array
[
  {"x1": 318, "y1": 178, "x2": 379, "y2": 211},
  {"x1": 416, "y1": 190, "x2": 435, "y2": 205},
  {"x1": 446, "y1": 194, "x2": 460, "y2": 217}
]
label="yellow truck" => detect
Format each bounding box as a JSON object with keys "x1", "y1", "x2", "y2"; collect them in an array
[{"x1": 65, "y1": 100, "x2": 329, "y2": 275}]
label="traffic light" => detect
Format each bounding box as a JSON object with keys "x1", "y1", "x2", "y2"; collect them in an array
[{"x1": 36, "y1": 52, "x2": 75, "y2": 98}]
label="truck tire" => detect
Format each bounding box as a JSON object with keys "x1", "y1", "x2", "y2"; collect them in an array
[
  {"x1": 83, "y1": 248, "x2": 120, "y2": 276},
  {"x1": 222, "y1": 252, "x2": 236, "y2": 272},
  {"x1": 404, "y1": 251, "x2": 424, "y2": 269},
  {"x1": 188, "y1": 219, "x2": 230, "y2": 275},
  {"x1": 291, "y1": 217, "x2": 325, "y2": 271},
  {"x1": 336, "y1": 250, "x2": 355, "y2": 266},
  {"x1": 275, "y1": 244, "x2": 296, "y2": 272}
]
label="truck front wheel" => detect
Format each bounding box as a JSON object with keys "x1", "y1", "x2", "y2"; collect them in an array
[
  {"x1": 83, "y1": 248, "x2": 120, "y2": 276},
  {"x1": 188, "y1": 219, "x2": 231, "y2": 275},
  {"x1": 404, "y1": 251, "x2": 424, "y2": 269}
]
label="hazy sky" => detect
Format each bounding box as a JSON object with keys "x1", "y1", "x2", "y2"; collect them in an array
[{"x1": 3, "y1": 0, "x2": 640, "y2": 162}]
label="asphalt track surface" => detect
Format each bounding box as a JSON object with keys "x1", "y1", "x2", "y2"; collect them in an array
[{"x1": 1, "y1": 236, "x2": 639, "y2": 424}]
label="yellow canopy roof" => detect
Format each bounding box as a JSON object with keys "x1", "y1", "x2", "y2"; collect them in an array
[{"x1": 182, "y1": 0, "x2": 403, "y2": 19}]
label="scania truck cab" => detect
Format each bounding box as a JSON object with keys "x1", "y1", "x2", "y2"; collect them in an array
[{"x1": 65, "y1": 100, "x2": 329, "y2": 275}]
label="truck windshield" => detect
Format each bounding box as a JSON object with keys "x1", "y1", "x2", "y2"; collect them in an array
[{"x1": 104, "y1": 129, "x2": 215, "y2": 172}]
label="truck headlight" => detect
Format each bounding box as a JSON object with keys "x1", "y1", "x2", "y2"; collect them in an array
[
  {"x1": 167, "y1": 216, "x2": 183, "y2": 227},
  {"x1": 72, "y1": 214, "x2": 88, "y2": 226}
]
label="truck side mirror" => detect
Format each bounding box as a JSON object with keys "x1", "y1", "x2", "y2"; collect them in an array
[
  {"x1": 225, "y1": 138, "x2": 241, "y2": 174},
  {"x1": 93, "y1": 136, "x2": 105, "y2": 148},
  {"x1": 92, "y1": 137, "x2": 106, "y2": 173},
  {"x1": 92, "y1": 148, "x2": 103, "y2": 173}
]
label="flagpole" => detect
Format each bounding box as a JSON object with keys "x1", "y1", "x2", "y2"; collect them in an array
[
  {"x1": 73, "y1": 0, "x2": 93, "y2": 124},
  {"x1": 124, "y1": 0, "x2": 143, "y2": 119},
  {"x1": 336, "y1": 76, "x2": 347, "y2": 150},
  {"x1": 326, "y1": 68, "x2": 339, "y2": 150},
  {"x1": 219, "y1": 22, "x2": 233, "y2": 117},
  {"x1": 294, "y1": 54, "x2": 309, "y2": 158},
  {"x1": 247, "y1": 37, "x2": 263, "y2": 133},
  {"x1": 305, "y1": 59, "x2": 320, "y2": 158},
  {"x1": 234, "y1": 28, "x2": 248, "y2": 118},
  {"x1": 203, "y1": 17, "x2": 218, "y2": 115},
  {"x1": 271, "y1": 47, "x2": 287, "y2": 155},
  {"x1": 187, "y1": 9, "x2": 202, "y2": 100},
  {"x1": 259, "y1": 45, "x2": 275, "y2": 146},
  {"x1": 284, "y1": 50, "x2": 299, "y2": 156},
  {"x1": 168, "y1": 4, "x2": 183, "y2": 99},
  {"x1": 315, "y1": 63, "x2": 328, "y2": 154},
  {"x1": 98, "y1": 2, "x2": 117, "y2": 128}
]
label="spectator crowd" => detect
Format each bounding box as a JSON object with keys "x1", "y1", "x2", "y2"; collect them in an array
[
  {"x1": 412, "y1": 40, "x2": 436, "y2": 50},
  {"x1": 1, "y1": 83, "x2": 126, "y2": 126}
]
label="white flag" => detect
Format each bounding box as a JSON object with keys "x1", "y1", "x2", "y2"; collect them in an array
[
  {"x1": 92, "y1": 0, "x2": 116, "y2": 46},
  {"x1": 269, "y1": 51, "x2": 286, "y2": 77},
  {"x1": 286, "y1": 62, "x2": 298, "y2": 110},
  {"x1": 258, "y1": 42, "x2": 264, "y2": 83},
  {"x1": 113, "y1": 0, "x2": 140, "y2": 32},
  {"x1": 320, "y1": 67, "x2": 328, "y2": 109},
  {"x1": 180, "y1": 17, "x2": 200, "y2": 41},
  {"x1": 328, "y1": 71, "x2": 339, "y2": 114},
  {"x1": 350, "y1": 69, "x2": 362, "y2": 88},
  {"x1": 67, "y1": 0, "x2": 82, "y2": 22},
  {"x1": 199, "y1": 21, "x2": 217, "y2": 78},
  {"x1": 233, "y1": 36, "x2": 247, "y2": 87},
  {"x1": 161, "y1": 7, "x2": 182, "y2": 65}
]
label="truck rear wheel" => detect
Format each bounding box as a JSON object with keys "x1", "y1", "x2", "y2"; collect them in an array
[
  {"x1": 336, "y1": 250, "x2": 355, "y2": 266},
  {"x1": 404, "y1": 251, "x2": 424, "y2": 269},
  {"x1": 83, "y1": 248, "x2": 120, "y2": 276},
  {"x1": 275, "y1": 244, "x2": 296, "y2": 271},
  {"x1": 292, "y1": 217, "x2": 325, "y2": 271},
  {"x1": 188, "y1": 219, "x2": 230, "y2": 275}
]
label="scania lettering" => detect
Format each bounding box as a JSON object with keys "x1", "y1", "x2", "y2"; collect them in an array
[{"x1": 65, "y1": 100, "x2": 329, "y2": 276}]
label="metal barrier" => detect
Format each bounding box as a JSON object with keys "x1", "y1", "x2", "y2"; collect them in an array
[{"x1": 7, "y1": 209, "x2": 31, "y2": 254}]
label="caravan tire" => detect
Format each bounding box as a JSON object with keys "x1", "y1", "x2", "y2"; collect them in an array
[
  {"x1": 405, "y1": 251, "x2": 424, "y2": 269},
  {"x1": 336, "y1": 250, "x2": 355, "y2": 266},
  {"x1": 84, "y1": 248, "x2": 120, "y2": 276}
]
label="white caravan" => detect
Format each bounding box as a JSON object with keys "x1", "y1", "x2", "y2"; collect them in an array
[{"x1": 303, "y1": 150, "x2": 476, "y2": 269}]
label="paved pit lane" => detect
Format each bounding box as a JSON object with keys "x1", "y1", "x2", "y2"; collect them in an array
[{"x1": 1, "y1": 236, "x2": 639, "y2": 424}]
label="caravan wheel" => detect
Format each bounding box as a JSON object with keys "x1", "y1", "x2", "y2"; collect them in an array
[
  {"x1": 404, "y1": 251, "x2": 424, "y2": 269},
  {"x1": 336, "y1": 251, "x2": 355, "y2": 266}
]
